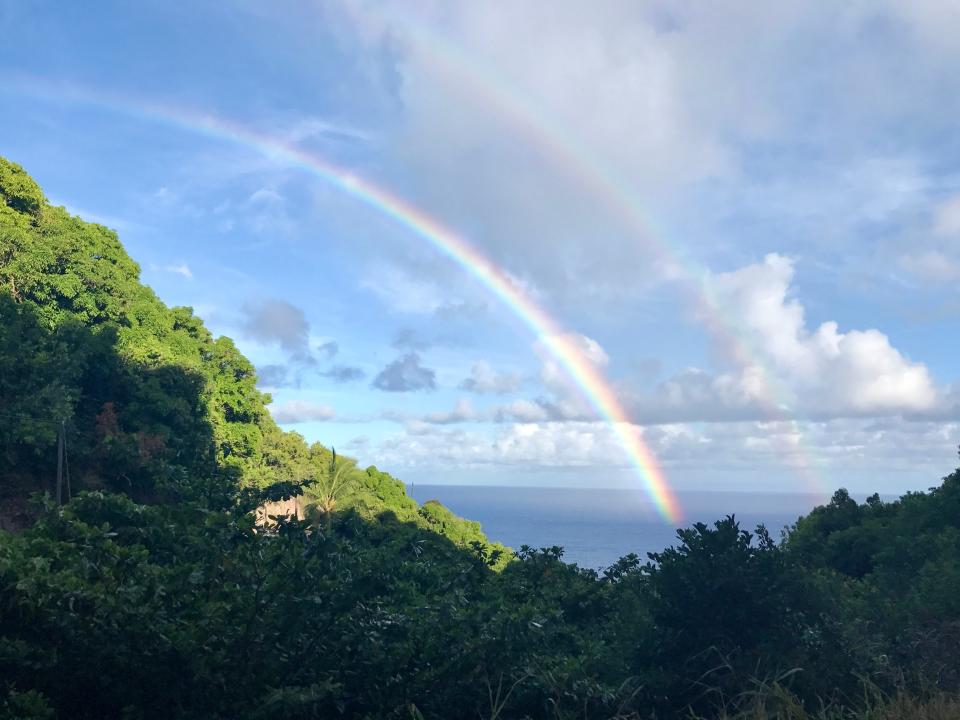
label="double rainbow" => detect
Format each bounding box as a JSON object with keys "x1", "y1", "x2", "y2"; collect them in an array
[
  {"x1": 12, "y1": 80, "x2": 684, "y2": 523},
  {"x1": 357, "y1": 8, "x2": 829, "y2": 501}
]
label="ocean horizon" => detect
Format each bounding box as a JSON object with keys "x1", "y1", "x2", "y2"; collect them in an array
[{"x1": 406, "y1": 485, "x2": 842, "y2": 569}]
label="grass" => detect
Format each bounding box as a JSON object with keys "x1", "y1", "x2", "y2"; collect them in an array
[{"x1": 698, "y1": 681, "x2": 960, "y2": 720}]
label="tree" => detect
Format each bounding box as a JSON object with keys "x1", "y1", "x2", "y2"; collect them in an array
[{"x1": 305, "y1": 447, "x2": 356, "y2": 529}]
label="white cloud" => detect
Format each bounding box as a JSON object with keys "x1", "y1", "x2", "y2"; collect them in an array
[
  {"x1": 248, "y1": 187, "x2": 283, "y2": 205},
  {"x1": 698, "y1": 254, "x2": 938, "y2": 417},
  {"x1": 418, "y1": 398, "x2": 477, "y2": 424},
  {"x1": 491, "y1": 422, "x2": 624, "y2": 467},
  {"x1": 494, "y1": 399, "x2": 551, "y2": 423},
  {"x1": 900, "y1": 250, "x2": 960, "y2": 284},
  {"x1": 366, "y1": 255, "x2": 947, "y2": 440},
  {"x1": 597, "y1": 254, "x2": 950, "y2": 424},
  {"x1": 320, "y1": 0, "x2": 960, "y2": 315},
  {"x1": 459, "y1": 361, "x2": 522, "y2": 395},
  {"x1": 283, "y1": 116, "x2": 372, "y2": 144},
  {"x1": 365, "y1": 416, "x2": 960, "y2": 493},
  {"x1": 271, "y1": 400, "x2": 336, "y2": 424},
  {"x1": 536, "y1": 332, "x2": 608, "y2": 386},
  {"x1": 372, "y1": 421, "x2": 628, "y2": 469},
  {"x1": 335, "y1": 1, "x2": 750, "y2": 301}
]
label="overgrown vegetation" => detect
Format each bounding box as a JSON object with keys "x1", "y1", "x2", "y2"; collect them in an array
[{"x1": 2, "y1": 158, "x2": 960, "y2": 718}]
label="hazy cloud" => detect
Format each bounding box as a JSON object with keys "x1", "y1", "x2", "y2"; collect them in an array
[
  {"x1": 241, "y1": 299, "x2": 314, "y2": 363},
  {"x1": 933, "y1": 193, "x2": 960, "y2": 237},
  {"x1": 318, "y1": 340, "x2": 339, "y2": 359},
  {"x1": 898, "y1": 194, "x2": 960, "y2": 284},
  {"x1": 899, "y1": 250, "x2": 960, "y2": 284},
  {"x1": 165, "y1": 263, "x2": 193, "y2": 280},
  {"x1": 322, "y1": 365, "x2": 366, "y2": 383},
  {"x1": 392, "y1": 327, "x2": 430, "y2": 351},
  {"x1": 285, "y1": 116, "x2": 372, "y2": 144},
  {"x1": 459, "y1": 361, "x2": 522, "y2": 395},
  {"x1": 361, "y1": 266, "x2": 447, "y2": 314},
  {"x1": 257, "y1": 364, "x2": 293, "y2": 388}
]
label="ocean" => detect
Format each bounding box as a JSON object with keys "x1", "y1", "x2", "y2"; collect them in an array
[{"x1": 406, "y1": 485, "x2": 830, "y2": 569}]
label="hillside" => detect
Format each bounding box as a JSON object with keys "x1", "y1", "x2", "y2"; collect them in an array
[{"x1": 0, "y1": 156, "x2": 506, "y2": 558}]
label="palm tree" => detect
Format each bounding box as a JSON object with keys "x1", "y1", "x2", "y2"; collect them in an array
[{"x1": 311, "y1": 448, "x2": 355, "y2": 529}]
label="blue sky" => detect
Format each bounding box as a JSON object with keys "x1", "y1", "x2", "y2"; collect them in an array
[{"x1": 2, "y1": 0, "x2": 959, "y2": 497}]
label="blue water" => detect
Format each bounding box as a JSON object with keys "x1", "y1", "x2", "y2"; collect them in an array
[{"x1": 407, "y1": 485, "x2": 829, "y2": 569}]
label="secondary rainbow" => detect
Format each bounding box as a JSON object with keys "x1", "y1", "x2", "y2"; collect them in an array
[{"x1": 12, "y1": 80, "x2": 684, "y2": 523}]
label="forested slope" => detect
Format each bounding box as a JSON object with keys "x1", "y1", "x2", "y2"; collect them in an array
[{"x1": 0, "y1": 156, "x2": 504, "y2": 554}]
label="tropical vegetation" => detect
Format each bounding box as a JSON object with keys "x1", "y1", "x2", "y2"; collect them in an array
[{"x1": 2, "y1": 157, "x2": 960, "y2": 719}]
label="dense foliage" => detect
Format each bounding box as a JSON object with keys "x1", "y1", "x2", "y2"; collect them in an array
[{"x1": 3, "y1": 159, "x2": 960, "y2": 718}]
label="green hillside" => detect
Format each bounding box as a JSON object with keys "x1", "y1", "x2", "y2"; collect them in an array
[{"x1": 0, "y1": 156, "x2": 506, "y2": 558}]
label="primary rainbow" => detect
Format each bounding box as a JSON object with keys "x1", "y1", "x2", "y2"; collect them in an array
[{"x1": 13, "y1": 80, "x2": 684, "y2": 523}]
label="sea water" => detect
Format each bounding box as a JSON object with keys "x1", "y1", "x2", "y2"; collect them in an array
[{"x1": 406, "y1": 486, "x2": 830, "y2": 569}]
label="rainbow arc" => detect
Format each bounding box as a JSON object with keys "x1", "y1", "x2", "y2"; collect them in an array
[{"x1": 11, "y1": 80, "x2": 684, "y2": 523}]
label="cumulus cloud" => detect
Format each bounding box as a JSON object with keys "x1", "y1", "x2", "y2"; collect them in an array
[
  {"x1": 369, "y1": 420, "x2": 658, "y2": 470},
  {"x1": 494, "y1": 399, "x2": 552, "y2": 423},
  {"x1": 271, "y1": 400, "x2": 336, "y2": 424},
  {"x1": 364, "y1": 416, "x2": 960, "y2": 493},
  {"x1": 626, "y1": 254, "x2": 940, "y2": 422},
  {"x1": 420, "y1": 398, "x2": 476, "y2": 425},
  {"x1": 459, "y1": 361, "x2": 522, "y2": 395},
  {"x1": 241, "y1": 299, "x2": 314, "y2": 363},
  {"x1": 705, "y1": 254, "x2": 936, "y2": 415},
  {"x1": 423, "y1": 256, "x2": 946, "y2": 431},
  {"x1": 371, "y1": 352, "x2": 437, "y2": 392},
  {"x1": 384, "y1": 397, "x2": 561, "y2": 426}
]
